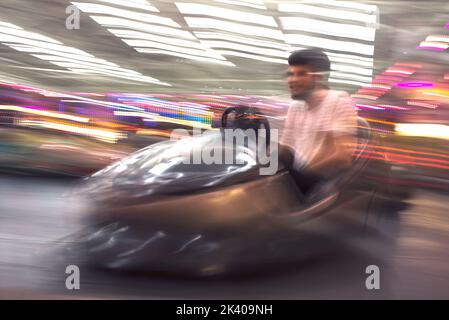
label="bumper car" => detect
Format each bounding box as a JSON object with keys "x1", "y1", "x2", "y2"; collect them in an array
[{"x1": 71, "y1": 106, "x2": 392, "y2": 276}]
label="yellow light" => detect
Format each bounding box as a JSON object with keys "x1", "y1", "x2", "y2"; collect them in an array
[
  {"x1": 418, "y1": 89, "x2": 449, "y2": 98},
  {"x1": 0, "y1": 105, "x2": 90, "y2": 123},
  {"x1": 395, "y1": 123, "x2": 449, "y2": 140},
  {"x1": 150, "y1": 116, "x2": 213, "y2": 129},
  {"x1": 136, "y1": 129, "x2": 173, "y2": 138},
  {"x1": 16, "y1": 119, "x2": 126, "y2": 143},
  {"x1": 113, "y1": 110, "x2": 214, "y2": 129},
  {"x1": 363, "y1": 118, "x2": 396, "y2": 126}
]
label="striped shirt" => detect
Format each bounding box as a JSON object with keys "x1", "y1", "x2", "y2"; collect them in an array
[{"x1": 280, "y1": 89, "x2": 357, "y2": 171}]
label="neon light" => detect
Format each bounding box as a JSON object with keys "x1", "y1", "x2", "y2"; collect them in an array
[
  {"x1": 396, "y1": 123, "x2": 449, "y2": 140},
  {"x1": 396, "y1": 81, "x2": 433, "y2": 88},
  {"x1": 0, "y1": 105, "x2": 90, "y2": 123}
]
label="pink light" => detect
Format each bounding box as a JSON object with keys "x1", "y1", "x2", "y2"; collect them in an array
[
  {"x1": 384, "y1": 67, "x2": 415, "y2": 75},
  {"x1": 375, "y1": 75, "x2": 404, "y2": 82},
  {"x1": 372, "y1": 79, "x2": 397, "y2": 85},
  {"x1": 70, "y1": 92, "x2": 105, "y2": 97},
  {"x1": 23, "y1": 105, "x2": 44, "y2": 110},
  {"x1": 416, "y1": 46, "x2": 446, "y2": 52},
  {"x1": 223, "y1": 95, "x2": 251, "y2": 99},
  {"x1": 407, "y1": 100, "x2": 439, "y2": 109},
  {"x1": 394, "y1": 62, "x2": 422, "y2": 68},
  {"x1": 351, "y1": 94, "x2": 379, "y2": 100},
  {"x1": 396, "y1": 81, "x2": 433, "y2": 88},
  {"x1": 378, "y1": 104, "x2": 408, "y2": 110},
  {"x1": 361, "y1": 85, "x2": 391, "y2": 90},
  {"x1": 355, "y1": 104, "x2": 385, "y2": 110}
]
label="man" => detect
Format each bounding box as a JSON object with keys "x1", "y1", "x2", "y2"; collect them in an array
[{"x1": 280, "y1": 48, "x2": 358, "y2": 195}]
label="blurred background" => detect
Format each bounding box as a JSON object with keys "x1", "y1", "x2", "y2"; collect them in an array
[{"x1": 1, "y1": 0, "x2": 449, "y2": 299}]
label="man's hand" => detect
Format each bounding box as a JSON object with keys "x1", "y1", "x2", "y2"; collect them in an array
[{"x1": 306, "y1": 133, "x2": 353, "y2": 174}]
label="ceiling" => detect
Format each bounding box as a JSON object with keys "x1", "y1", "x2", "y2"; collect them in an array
[{"x1": 0, "y1": 0, "x2": 448, "y2": 95}]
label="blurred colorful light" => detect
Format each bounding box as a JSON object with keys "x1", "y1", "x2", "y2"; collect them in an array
[
  {"x1": 396, "y1": 81, "x2": 433, "y2": 88},
  {"x1": 396, "y1": 123, "x2": 449, "y2": 140}
]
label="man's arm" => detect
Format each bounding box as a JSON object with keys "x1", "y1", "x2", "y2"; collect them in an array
[
  {"x1": 280, "y1": 103, "x2": 296, "y2": 147},
  {"x1": 306, "y1": 133, "x2": 354, "y2": 173},
  {"x1": 307, "y1": 93, "x2": 357, "y2": 173}
]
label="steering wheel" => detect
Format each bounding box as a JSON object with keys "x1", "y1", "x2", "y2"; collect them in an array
[{"x1": 220, "y1": 106, "x2": 270, "y2": 145}]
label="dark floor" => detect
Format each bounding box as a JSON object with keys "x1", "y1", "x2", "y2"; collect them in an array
[{"x1": 0, "y1": 175, "x2": 448, "y2": 299}]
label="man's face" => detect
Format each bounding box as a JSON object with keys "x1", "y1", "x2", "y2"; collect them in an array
[{"x1": 286, "y1": 65, "x2": 317, "y2": 100}]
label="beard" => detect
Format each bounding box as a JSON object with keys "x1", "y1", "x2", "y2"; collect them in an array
[{"x1": 291, "y1": 90, "x2": 311, "y2": 101}]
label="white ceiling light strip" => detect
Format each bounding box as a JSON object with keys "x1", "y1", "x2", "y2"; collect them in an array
[
  {"x1": 30, "y1": 55, "x2": 141, "y2": 74},
  {"x1": 323, "y1": 51, "x2": 374, "y2": 63},
  {"x1": 110, "y1": 29, "x2": 211, "y2": 50},
  {"x1": 286, "y1": 48, "x2": 375, "y2": 64},
  {"x1": 184, "y1": 17, "x2": 284, "y2": 41},
  {"x1": 278, "y1": 3, "x2": 377, "y2": 24},
  {"x1": 176, "y1": 3, "x2": 277, "y2": 27},
  {"x1": 90, "y1": 16, "x2": 197, "y2": 39},
  {"x1": 329, "y1": 71, "x2": 372, "y2": 83},
  {"x1": 194, "y1": 32, "x2": 291, "y2": 51},
  {"x1": 284, "y1": 34, "x2": 374, "y2": 56},
  {"x1": 71, "y1": 2, "x2": 178, "y2": 27},
  {"x1": 98, "y1": 0, "x2": 159, "y2": 12},
  {"x1": 11, "y1": 45, "x2": 157, "y2": 80},
  {"x1": 48, "y1": 63, "x2": 146, "y2": 78},
  {"x1": 123, "y1": 39, "x2": 226, "y2": 60},
  {"x1": 301, "y1": 0, "x2": 377, "y2": 13},
  {"x1": 0, "y1": 21, "x2": 169, "y2": 86},
  {"x1": 213, "y1": 50, "x2": 286, "y2": 64},
  {"x1": 280, "y1": 17, "x2": 375, "y2": 42},
  {"x1": 199, "y1": 40, "x2": 288, "y2": 58},
  {"x1": 6, "y1": 45, "x2": 118, "y2": 66},
  {"x1": 331, "y1": 63, "x2": 373, "y2": 76},
  {"x1": 134, "y1": 48, "x2": 235, "y2": 66},
  {"x1": 213, "y1": 0, "x2": 266, "y2": 10},
  {"x1": 66, "y1": 67, "x2": 169, "y2": 84},
  {"x1": 425, "y1": 35, "x2": 449, "y2": 43},
  {"x1": 0, "y1": 22, "x2": 23, "y2": 29},
  {"x1": 177, "y1": 2, "x2": 290, "y2": 64},
  {"x1": 69, "y1": 3, "x2": 231, "y2": 66},
  {"x1": 0, "y1": 33, "x2": 93, "y2": 56},
  {"x1": 329, "y1": 78, "x2": 371, "y2": 87},
  {"x1": 325, "y1": 54, "x2": 373, "y2": 68},
  {"x1": 0, "y1": 27, "x2": 62, "y2": 44},
  {"x1": 328, "y1": 55, "x2": 373, "y2": 69}
]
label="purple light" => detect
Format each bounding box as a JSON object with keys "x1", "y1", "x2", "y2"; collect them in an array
[
  {"x1": 416, "y1": 45, "x2": 446, "y2": 52},
  {"x1": 23, "y1": 105, "x2": 44, "y2": 110},
  {"x1": 396, "y1": 82, "x2": 433, "y2": 88}
]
